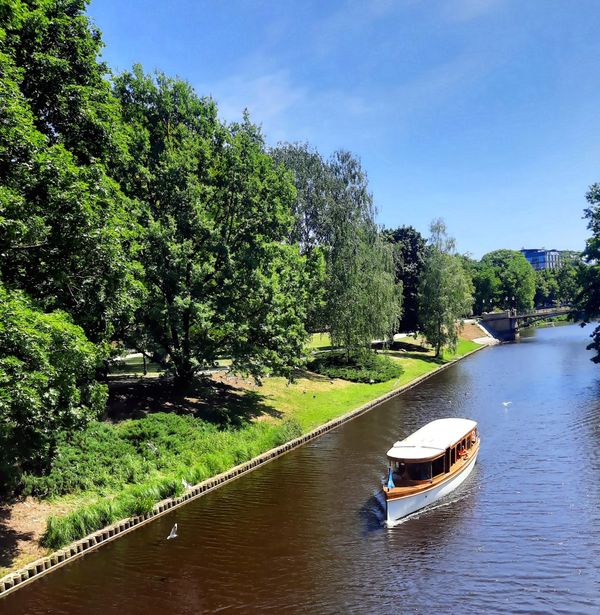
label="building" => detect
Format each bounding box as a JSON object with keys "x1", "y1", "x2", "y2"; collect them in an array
[{"x1": 520, "y1": 248, "x2": 562, "y2": 271}]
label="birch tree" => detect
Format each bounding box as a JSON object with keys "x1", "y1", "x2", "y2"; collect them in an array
[{"x1": 418, "y1": 220, "x2": 473, "y2": 357}]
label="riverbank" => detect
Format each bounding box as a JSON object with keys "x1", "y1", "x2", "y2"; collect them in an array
[{"x1": 0, "y1": 334, "x2": 484, "y2": 582}]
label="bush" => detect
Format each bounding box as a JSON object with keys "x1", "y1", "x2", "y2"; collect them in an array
[
  {"x1": 308, "y1": 349, "x2": 403, "y2": 383},
  {"x1": 0, "y1": 283, "x2": 106, "y2": 490}
]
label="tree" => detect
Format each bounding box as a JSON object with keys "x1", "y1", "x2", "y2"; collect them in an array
[
  {"x1": 418, "y1": 220, "x2": 473, "y2": 357},
  {"x1": 472, "y1": 263, "x2": 501, "y2": 314},
  {"x1": 384, "y1": 226, "x2": 426, "y2": 333},
  {"x1": 0, "y1": 283, "x2": 106, "y2": 489},
  {"x1": 273, "y1": 144, "x2": 401, "y2": 349},
  {"x1": 0, "y1": 0, "x2": 142, "y2": 342},
  {"x1": 534, "y1": 269, "x2": 559, "y2": 308},
  {"x1": 270, "y1": 142, "x2": 329, "y2": 331},
  {"x1": 578, "y1": 184, "x2": 600, "y2": 362},
  {"x1": 1, "y1": 0, "x2": 129, "y2": 167},
  {"x1": 556, "y1": 262, "x2": 581, "y2": 305},
  {"x1": 480, "y1": 249, "x2": 535, "y2": 312},
  {"x1": 270, "y1": 142, "x2": 332, "y2": 251},
  {"x1": 328, "y1": 223, "x2": 401, "y2": 353},
  {"x1": 114, "y1": 69, "x2": 315, "y2": 384}
]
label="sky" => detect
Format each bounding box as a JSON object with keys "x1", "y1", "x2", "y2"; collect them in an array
[{"x1": 87, "y1": 0, "x2": 600, "y2": 258}]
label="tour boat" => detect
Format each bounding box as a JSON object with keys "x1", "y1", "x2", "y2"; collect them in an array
[{"x1": 382, "y1": 418, "x2": 479, "y2": 525}]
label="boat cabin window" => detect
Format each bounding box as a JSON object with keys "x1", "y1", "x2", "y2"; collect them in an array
[
  {"x1": 431, "y1": 455, "x2": 445, "y2": 477},
  {"x1": 407, "y1": 462, "x2": 432, "y2": 481}
]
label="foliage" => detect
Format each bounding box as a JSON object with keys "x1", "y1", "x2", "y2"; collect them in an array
[
  {"x1": 309, "y1": 349, "x2": 403, "y2": 383},
  {"x1": 0, "y1": 283, "x2": 106, "y2": 489},
  {"x1": 22, "y1": 412, "x2": 302, "y2": 499},
  {"x1": 418, "y1": 220, "x2": 474, "y2": 357},
  {"x1": 0, "y1": 0, "x2": 143, "y2": 342},
  {"x1": 479, "y1": 249, "x2": 535, "y2": 312},
  {"x1": 113, "y1": 69, "x2": 315, "y2": 383},
  {"x1": 472, "y1": 262, "x2": 501, "y2": 314},
  {"x1": 578, "y1": 184, "x2": 600, "y2": 362},
  {"x1": 384, "y1": 226, "x2": 426, "y2": 333},
  {"x1": 274, "y1": 144, "x2": 401, "y2": 347},
  {"x1": 556, "y1": 262, "x2": 581, "y2": 305},
  {"x1": 534, "y1": 269, "x2": 560, "y2": 307}
]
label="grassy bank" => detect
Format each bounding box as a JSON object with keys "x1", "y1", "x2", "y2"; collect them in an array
[
  {"x1": 248, "y1": 338, "x2": 478, "y2": 431},
  {"x1": 1, "y1": 335, "x2": 481, "y2": 574}
]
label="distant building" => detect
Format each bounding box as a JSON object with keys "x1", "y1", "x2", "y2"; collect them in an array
[{"x1": 520, "y1": 248, "x2": 562, "y2": 271}]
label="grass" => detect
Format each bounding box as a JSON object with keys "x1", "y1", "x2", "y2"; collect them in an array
[
  {"x1": 247, "y1": 336, "x2": 479, "y2": 431},
  {"x1": 306, "y1": 332, "x2": 332, "y2": 351}
]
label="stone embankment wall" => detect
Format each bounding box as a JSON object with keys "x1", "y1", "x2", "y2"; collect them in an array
[{"x1": 0, "y1": 344, "x2": 487, "y2": 599}]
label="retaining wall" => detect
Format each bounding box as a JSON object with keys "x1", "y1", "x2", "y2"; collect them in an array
[{"x1": 0, "y1": 344, "x2": 487, "y2": 599}]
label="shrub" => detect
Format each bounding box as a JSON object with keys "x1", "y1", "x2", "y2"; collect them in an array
[
  {"x1": 308, "y1": 349, "x2": 403, "y2": 383},
  {"x1": 0, "y1": 283, "x2": 106, "y2": 490}
]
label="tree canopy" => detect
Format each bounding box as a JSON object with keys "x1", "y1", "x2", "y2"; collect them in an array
[
  {"x1": 0, "y1": 0, "x2": 142, "y2": 343},
  {"x1": 272, "y1": 143, "x2": 401, "y2": 349},
  {"x1": 384, "y1": 226, "x2": 426, "y2": 333},
  {"x1": 0, "y1": 282, "x2": 105, "y2": 488},
  {"x1": 114, "y1": 69, "x2": 316, "y2": 382},
  {"x1": 477, "y1": 249, "x2": 535, "y2": 312}
]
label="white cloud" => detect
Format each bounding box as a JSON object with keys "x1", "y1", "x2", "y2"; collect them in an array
[{"x1": 201, "y1": 70, "x2": 308, "y2": 142}]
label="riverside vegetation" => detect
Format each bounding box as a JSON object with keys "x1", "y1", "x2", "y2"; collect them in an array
[{"x1": 18, "y1": 334, "x2": 478, "y2": 556}]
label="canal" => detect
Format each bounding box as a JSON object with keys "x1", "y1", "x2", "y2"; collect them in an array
[{"x1": 3, "y1": 324, "x2": 600, "y2": 614}]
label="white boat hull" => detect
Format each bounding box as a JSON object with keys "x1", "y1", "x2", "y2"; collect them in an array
[{"x1": 385, "y1": 449, "x2": 478, "y2": 525}]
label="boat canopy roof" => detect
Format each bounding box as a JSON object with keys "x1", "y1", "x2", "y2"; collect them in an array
[{"x1": 387, "y1": 418, "x2": 477, "y2": 461}]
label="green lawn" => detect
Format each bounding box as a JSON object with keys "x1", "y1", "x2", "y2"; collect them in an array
[
  {"x1": 253, "y1": 338, "x2": 480, "y2": 431},
  {"x1": 306, "y1": 332, "x2": 332, "y2": 350}
]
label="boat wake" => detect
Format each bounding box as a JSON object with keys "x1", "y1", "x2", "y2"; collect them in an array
[{"x1": 384, "y1": 490, "x2": 472, "y2": 528}]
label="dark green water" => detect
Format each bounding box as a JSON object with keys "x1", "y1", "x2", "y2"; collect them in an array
[{"x1": 3, "y1": 324, "x2": 600, "y2": 614}]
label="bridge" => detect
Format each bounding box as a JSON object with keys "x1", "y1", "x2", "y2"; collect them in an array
[{"x1": 479, "y1": 306, "x2": 573, "y2": 341}]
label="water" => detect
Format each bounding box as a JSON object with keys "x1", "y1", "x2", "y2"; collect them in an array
[{"x1": 3, "y1": 325, "x2": 600, "y2": 614}]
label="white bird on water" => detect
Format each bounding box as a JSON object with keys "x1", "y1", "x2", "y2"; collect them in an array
[
  {"x1": 167, "y1": 523, "x2": 178, "y2": 540},
  {"x1": 502, "y1": 401, "x2": 512, "y2": 407}
]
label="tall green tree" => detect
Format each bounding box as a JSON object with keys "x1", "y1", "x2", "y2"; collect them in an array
[
  {"x1": 556, "y1": 262, "x2": 581, "y2": 305},
  {"x1": 384, "y1": 226, "x2": 426, "y2": 333},
  {"x1": 578, "y1": 184, "x2": 600, "y2": 362},
  {"x1": 0, "y1": 0, "x2": 142, "y2": 342},
  {"x1": 534, "y1": 269, "x2": 560, "y2": 307},
  {"x1": 418, "y1": 220, "x2": 473, "y2": 357},
  {"x1": 114, "y1": 69, "x2": 315, "y2": 384},
  {"x1": 273, "y1": 143, "x2": 400, "y2": 348},
  {"x1": 472, "y1": 262, "x2": 501, "y2": 314}
]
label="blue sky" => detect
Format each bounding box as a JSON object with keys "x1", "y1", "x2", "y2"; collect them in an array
[{"x1": 88, "y1": 0, "x2": 600, "y2": 258}]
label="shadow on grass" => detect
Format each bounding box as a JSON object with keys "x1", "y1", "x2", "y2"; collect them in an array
[
  {"x1": 372, "y1": 340, "x2": 430, "y2": 353},
  {"x1": 0, "y1": 500, "x2": 34, "y2": 571},
  {"x1": 294, "y1": 369, "x2": 331, "y2": 382},
  {"x1": 383, "y1": 351, "x2": 445, "y2": 365},
  {"x1": 105, "y1": 377, "x2": 282, "y2": 427}
]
